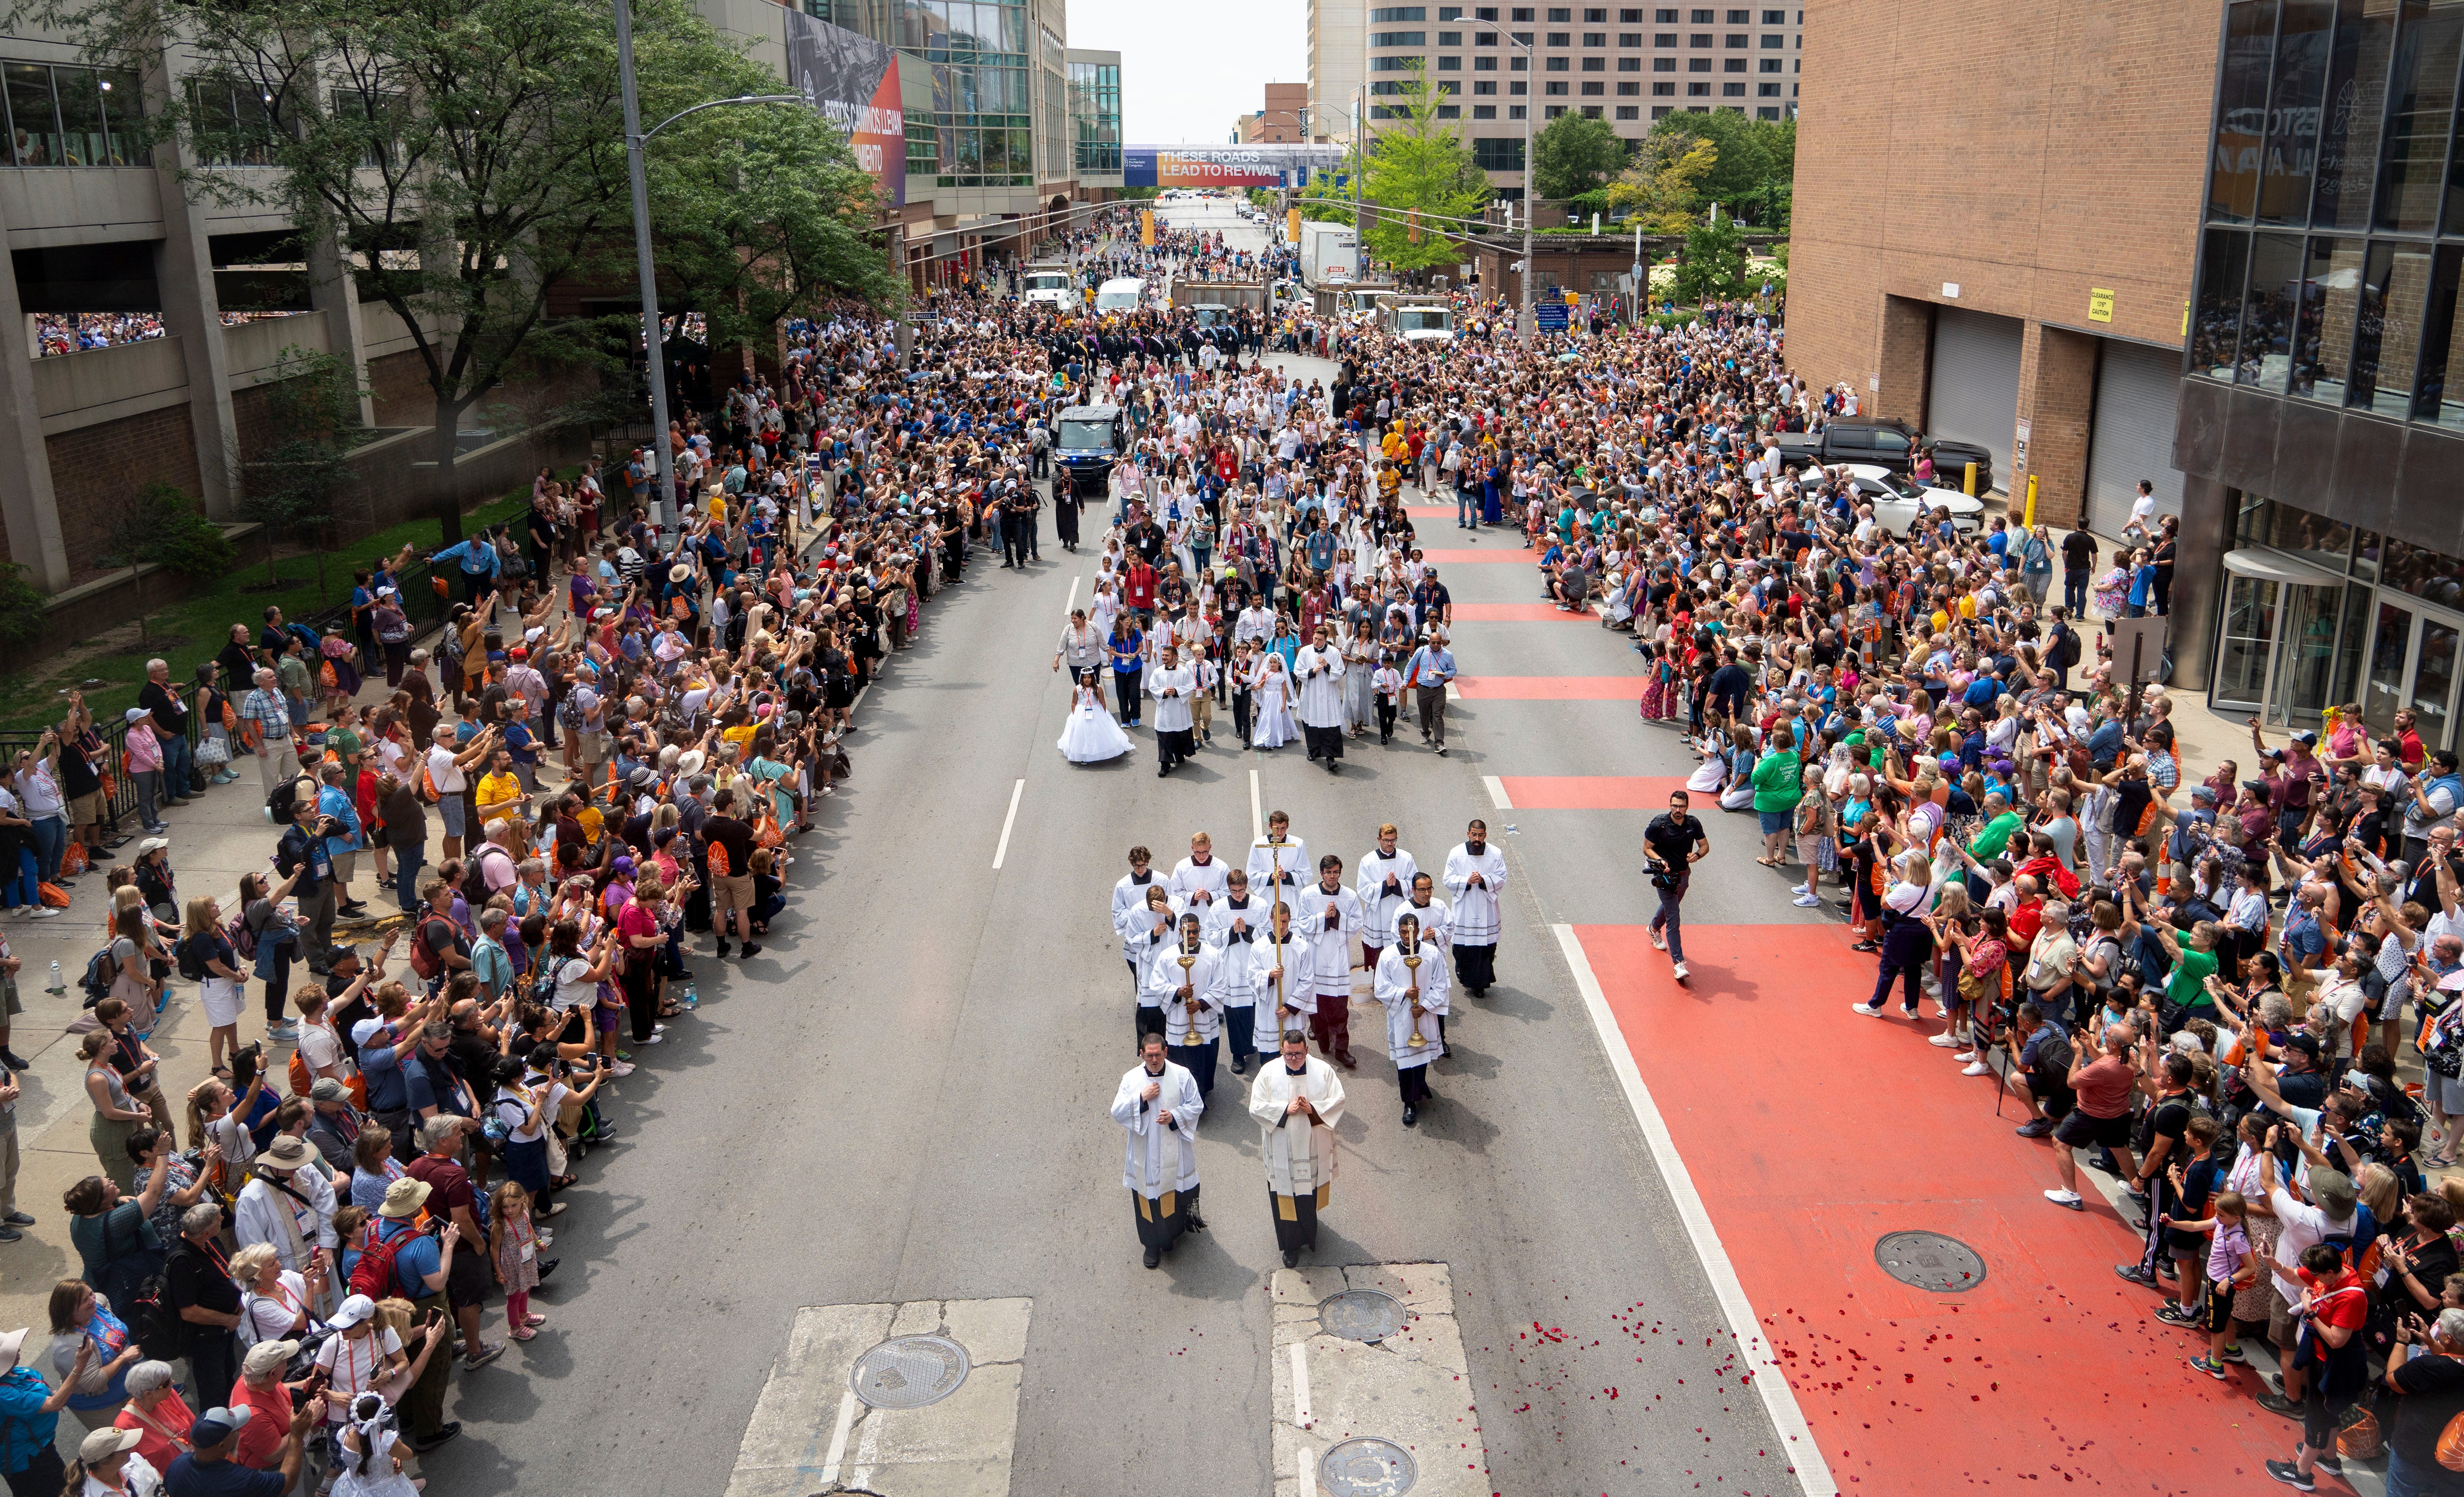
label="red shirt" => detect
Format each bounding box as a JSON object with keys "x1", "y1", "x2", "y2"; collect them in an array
[
  {"x1": 227, "y1": 1377, "x2": 294, "y2": 1470},
  {"x1": 2400, "y1": 728, "x2": 2426, "y2": 770},
  {"x1": 2005, "y1": 898, "x2": 2046, "y2": 946},
  {"x1": 1126, "y1": 564, "x2": 1156, "y2": 609}
]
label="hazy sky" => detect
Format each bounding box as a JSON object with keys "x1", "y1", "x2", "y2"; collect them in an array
[{"x1": 1067, "y1": 0, "x2": 1309, "y2": 144}]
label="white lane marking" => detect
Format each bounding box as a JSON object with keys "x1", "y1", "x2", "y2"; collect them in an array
[
  {"x1": 1550, "y1": 924, "x2": 1839, "y2": 1497},
  {"x1": 991, "y1": 778, "x2": 1025, "y2": 870},
  {"x1": 818, "y1": 1389, "x2": 858, "y2": 1486},
  {"x1": 1297, "y1": 1442, "x2": 1315, "y2": 1486},
  {"x1": 1066, "y1": 574, "x2": 1079, "y2": 612},
  {"x1": 1250, "y1": 768, "x2": 1263, "y2": 844},
  {"x1": 1482, "y1": 775, "x2": 1511, "y2": 810},
  {"x1": 1445, "y1": 681, "x2": 1461, "y2": 700},
  {"x1": 1289, "y1": 1341, "x2": 1312, "y2": 1428}
]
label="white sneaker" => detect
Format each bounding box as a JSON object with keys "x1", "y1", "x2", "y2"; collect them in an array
[
  {"x1": 1790, "y1": 884, "x2": 1809, "y2": 896},
  {"x1": 1648, "y1": 928, "x2": 1665, "y2": 950},
  {"x1": 1953, "y1": 1050, "x2": 1979, "y2": 1063},
  {"x1": 1962, "y1": 1061, "x2": 1991, "y2": 1076},
  {"x1": 2044, "y1": 1188, "x2": 2084, "y2": 1209},
  {"x1": 643, "y1": 1033, "x2": 663, "y2": 1045},
  {"x1": 1793, "y1": 894, "x2": 1821, "y2": 907},
  {"x1": 1927, "y1": 1032, "x2": 1962, "y2": 1047},
  {"x1": 25, "y1": 907, "x2": 59, "y2": 919},
  {"x1": 610, "y1": 1060, "x2": 637, "y2": 1077},
  {"x1": 1851, "y1": 1002, "x2": 1883, "y2": 1017},
  {"x1": 1672, "y1": 961, "x2": 1688, "y2": 981}
]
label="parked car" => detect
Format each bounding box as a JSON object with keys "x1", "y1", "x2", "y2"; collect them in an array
[
  {"x1": 1801, "y1": 463, "x2": 1984, "y2": 534},
  {"x1": 1774, "y1": 419, "x2": 1998, "y2": 495}
]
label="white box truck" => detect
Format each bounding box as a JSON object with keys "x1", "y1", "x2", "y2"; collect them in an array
[
  {"x1": 1298, "y1": 220, "x2": 1358, "y2": 291},
  {"x1": 1019, "y1": 262, "x2": 1075, "y2": 309}
]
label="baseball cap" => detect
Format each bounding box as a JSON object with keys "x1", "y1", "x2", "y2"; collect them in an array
[
  {"x1": 242, "y1": 1340, "x2": 300, "y2": 1377},
  {"x1": 78, "y1": 1428, "x2": 142, "y2": 1462},
  {"x1": 308, "y1": 1077, "x2": 350, "y2": 1103},
  {"x1": 2282, "y1": 1032, "x2": 2324, "y2": 1061},
  {"x1": 328, "y1": 1295, "x2": 378, "y2": 1330},
  {"x1": 191, "y1": 1406, "x2": 254, "y2": 1446}
]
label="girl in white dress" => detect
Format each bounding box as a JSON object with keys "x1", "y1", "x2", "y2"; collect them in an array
[
  {"x1": 331, "y1": 1393, "x2": 423, "y2": 1496},
  {"x1": 1058, "y1": 679, "x2": 1135, "y2": 764},
  {"x1": 1251, "y1": 654, "x2": 1299, "y2": 750}
]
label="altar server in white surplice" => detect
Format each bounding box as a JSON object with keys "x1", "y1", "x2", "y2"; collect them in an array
[
  {"x1": 1355, "y1": 823, "x2": 1419, "y2": 972},
  {"x1": 1112, "y1": 1036, "x2": 1204, "y2": 1269},
  {"x1": 1249, "y1": 1032, "x2": 1345, "y2": 1268},
  {"x1": 1296, "y1": 854, "x2": 1363, "y2": 1067},
  {"x1": 1375, "y1": 912, "x2": 1450, "y2": 1126},
  {"x1": 1144, "y1": 912, "x2": 1223, "y2": 1096},
  {"x1": 1205, "y1": 868, "x2": 1268, "y2": 1076},
  {"x1": 1443, "y1": 819, "x2": 1509, "y2": 997}
]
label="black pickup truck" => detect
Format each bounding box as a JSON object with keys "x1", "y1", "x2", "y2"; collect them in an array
[{"x1": 1773, "y1": 419, "x2": 1996, "y2": 494}]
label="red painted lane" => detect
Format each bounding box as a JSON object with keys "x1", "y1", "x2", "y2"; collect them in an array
[
  {"x1": 1496, "y1": 775, "x2": 1691, "y2": 809},
  {"x1": 1572, "y1": 922, "x2": 2283, "y2": 1495},
  {"x1": 1446, "y1": 603, "x2": 1597, "y2": 623},
  {"x1": 1405, "y1": 504, "x2": 1456, "y2": 519},
  {"x1": 1452, "y1": 676, "x2": 1635, "y2": 700}
]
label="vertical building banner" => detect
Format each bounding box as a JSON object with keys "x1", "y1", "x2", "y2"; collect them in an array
[{"x1": 782, "y1": 9, "x2": 907, "y2": 209}]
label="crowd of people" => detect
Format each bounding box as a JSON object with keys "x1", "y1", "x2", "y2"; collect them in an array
[{"x1": 9, "y1": 192, "x2": 2464, "y2": 1495}]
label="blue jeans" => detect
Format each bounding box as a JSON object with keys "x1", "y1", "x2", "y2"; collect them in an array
[
  {"x1": 158, "y1": 732, "x2": 193, "y2": 799},
  {"x1": 2384, "y1": 1448, "x2": 2442, "y2": 1497},
  {"x1": 393, "y1": 844, "x2": 426, "y2": 912},
  {"x1": 2063, "y1": 569, "x2": 2089, "y2": 615},
  {"x1": 28, "y1": 816, "x2": 62, "y2": 883},
  {"x1": 1457, "y1": 485, "x2": 1477, "y2": 527}
]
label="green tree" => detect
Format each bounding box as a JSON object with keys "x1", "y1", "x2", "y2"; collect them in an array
[
  {"x1": 1531, "y1": 110, "x2": 1627, "y2": 203},
  {"x1": 101, "y1": 485, "x2": 234, "y2": 645},
  {"x1": 1673, "y1": 211, "x2": 1749, "y2": 305},
  {"x1": 36, "y1": 0, "x2": 892, "y2": 545},
  {"x1": 1605, "y1": 134, "x2": 1719, "y2": 233},
  {"x1": 1358, "y1": 64, "x2": 1490, "y2": 276},
  {"x1": 243, "y1": 345, "x2": 368, "y2": 590},
  {"x1": 1648, "y1": 110, "x2": 1775, "y2": 218}
]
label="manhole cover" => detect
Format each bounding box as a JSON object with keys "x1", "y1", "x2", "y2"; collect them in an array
[
  {"x1": 849, "y1": 1335, "x2": 971, "y2": 1409},
  {"x1": 1319, "y1": 1289, "x2": 1408, "y2": 1343},
  {"x1": 1874, "y1": 1231, "x2": 1987, "y2": 1292},
  {"x1": 1320, "y1": 1436, "x2": 1417, "y2": 1496}
]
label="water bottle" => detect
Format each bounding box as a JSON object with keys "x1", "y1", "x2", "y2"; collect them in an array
[
  {"x1": 46, "y1": 960, "x2": 63, "y2": 996},
  {"x1": 681, "y1": 984, "x2": 698, "y2": 1011}
]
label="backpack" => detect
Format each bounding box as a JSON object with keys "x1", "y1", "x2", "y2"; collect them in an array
[
  {"x1": 80, "y1": 948, "x2": 115, "y2": 1007},
  {"x1": 706, "y1": 836, "x2": 732, "y2": 879},
  {"x1": 175, "y1": 934, "x2": 206, "y2": 983},
  {"x1": 416, "y1": 758, "x2": 443, "y2": 805},
  {"x1": 121, "y1": 1267, "x2": 182, "y2": 1363},
  {"x1": 2315, "y1": 1204, "x2": 2382, "y2": 1279},
  {"x1": 351, "y1": 1217, "x2": 432, "y2": 1301}
]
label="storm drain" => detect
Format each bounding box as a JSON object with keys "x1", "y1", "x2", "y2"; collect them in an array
[
  {"x1": 1874, "y1": 1231, "x2": 1987, "y2": 1292},
  {"x1": 1320, "y1": 1436, "x2": 1417, "y2": 1495},
  {"x1": 1319, "y1": 1289, "x2": 1408, "y2": 1343},
  {"x1": 848, "y1": 1334, "x2": 971, "y2": 1409}
]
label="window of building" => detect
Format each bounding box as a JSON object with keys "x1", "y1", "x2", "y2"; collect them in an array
[
  {"x1": 1473, "y1": 77, "x2": 1498, "y2": 91},
  {"x1": 1369, "y1": 5, "x2": 1427, "y2": 18},
  {"x1": 1438, "y1": 55, "x2": 1461, "y2": 68},
  {"x1": 1546, "y1": 5, "x2": 1570, "y2": 17},
  {"x1": 1686, "y1": 56, "x2": 1710, "y2": 70},
  {"x1": 1438, "y1": 104, "x2": 1461, "y2": 116},
  {"x1": 1652, "y1": 80, "x2": 1674, "y2": 93},
  {"x1": 1761, "y1": 6, "x2": 1783, "y2": 18},
  {"x1": 1761, "y1": 32, "x2": 1783, "y2": 45},
  {"x1": 1511, "y1": 79, "x2": 1527, "y2": 91},
  {"x1": 1583, "y1": 30, "x2": 1606, "y2": 44},
  {"x1": 1476, "y1": 4, "x2": 1498, "y2": 14},
  {"x1": 2373, "y1": 2, "x2": 2461, "y2": 233},
  {"x1": 1619, "y1": 31, "x2": 1641, "y2": 44},
  {"x1": 1757, "y1": 105, "x2": 1779, "y2": 118},
  {"x1": 1724, "y1": 33, "x2": 1747, "y2": 45},
  {"x1": 1723, "y1": 58, "x2": 1746, "y2": 71},
  {"x1": 1616, "y1": 80, "x2": 1640, "y2": 93},
  {"x1": 1468, "y1": 136, "x2": 1528, "y2": 170},
  {"x1": 1580, "y1": 55, "x2": 1605, "y2": 69},
  {"x1": 1438, "y1": 29, "x2": 1462, "y2": 43},
  {"x1": 1690, "y1": 7, "x2": 1712, "y2": 19},
  {"x1": 1545, "y1": 55, "x2": 1569, "y2": 69},
  {"x1": 1652, "y1": 104, "x2": 1672, "y2": 117},
  {"x1": 1726, "y1": 6, "x2": 1748, "y2": 19},
  {"x1": 1475, "y1": 54, "x2": 1498, "y2": 69},
  {"x1": 1688, "y1": 31, "x2": 1711, "y2": 44},
  {"x1": 1655, "y1": 7, "x2": 1676, "y2": 18},
  {"x1": 1583, "y1": 102, "x2": 1604, "y2": 115},
  {"x1": 1546, "y1": 31, "x2": 1570, "y2": 44},
  {"x1": 1586, "y1": 5, "x2": 1608, "y2": 17},
  {"x1": 1759, "y1": 57, "x2": 1782, "y2": 71},
  {"x1": 1654, "y1": 31, "x2": 1676, "y2": 43},
  {"x1": 1545, "y1": 79, "x2": 1569, "y2": 91},
  {"x1": 15, "y1": 62, "x2": 147, "y2": 167},
  {"x1": 1439, "y1": 4, "x2": 1463, "y2": 14},
  {"x1": 1511, "y1": 5, "x2": 1534, "y2": 16},
  {"x1": 1370, "y1": 55, "x2": 1426, "y2": 70},
  {"x1": 1622, "y1": 7, "x2": 1645, "y2": 18},
  {"x1": 1580, "y1": 79, "x2": 1605, "y2": 92},
  {"x1": 1618, "y1": 55, "x2": 1640, "y2": 68},
  {"x1": 1616, "y1": 103, "x2": 1639, "y2": 117},
  {"x1": 1474, "y1": 102, "x2": 1497, "y2": 116},
  {"x1": 1652, "y1": 56, "x2": 1674, "y2": 69},
  {"x1": 1757, "y1": 80, "x2": 1780, "y2": 94},
  {"x1": 1368, "y1": 81, "x2": 1409, "y2": 93},
  {"x1": 1510, "y1": 101, "x2": 1527, "y2": 114},
  {"x1": 1368, "y1": 31, "x2": 1427, "y2": 46},
  {"x1": 1546, "y1": 103, "x2": 1568, "y2": 115},
  {"x1": 1721, "y1": 80, "x2": 1745, "y2": 94},
  {"x1": 1686, "y1": 80, "x2": 1709, "y2": 94},
  {"x1": 1476, "y1": 30, "x2": 1497, "y2": 42},
  {"x1": 1512, "y1": 31, "x2": 1533, "y2": 44}
]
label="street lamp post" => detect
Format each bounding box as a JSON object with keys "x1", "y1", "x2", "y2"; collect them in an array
[
  {"x1": 1445, "y1": 18, "x2": 1537, "y2": 345},
  {"x1": 612, "y1": 0, "x2": 799, "y2": 527}
]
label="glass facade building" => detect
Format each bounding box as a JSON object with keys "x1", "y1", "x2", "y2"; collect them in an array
[
  {"x1": 2182, "y1": 0, "x2": 2464, "y2": 747},
  {"x1": 1070, "y1": 55, "x2": 1121, "y2": 177}
]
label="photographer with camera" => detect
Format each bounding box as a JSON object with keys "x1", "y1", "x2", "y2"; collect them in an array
[
  {"x1": 272, "y1": 785, "x2": 343, "y2": 977},
  {"x1": 1643, "y1": 790, "x2": 1710, "y2": 984}
]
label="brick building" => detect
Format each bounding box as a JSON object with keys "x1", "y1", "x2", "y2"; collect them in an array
[
  {"x1": 1241, "y1": 83, "x2": 1319, "y2": 142},
  {"x1": 1784, "y1": 0, "x2": 2225, "y2": 678}
]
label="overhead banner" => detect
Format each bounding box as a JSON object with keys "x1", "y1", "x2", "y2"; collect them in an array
[
  {"x1": 782, "y1": 9, "x2": 906, "y2": 209},
  {"x1": 1123, "y1": 144, "x2": 1344, "y2": 190}
]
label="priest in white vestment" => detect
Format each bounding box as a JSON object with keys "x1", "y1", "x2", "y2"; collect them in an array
[
  {"x1": 1146, "y1": 643, "x2": 1199, "y2": 776},
  {"x1": 1443, "y1": 819, "x2": 1509, "y2": 997},
  {"x1": 1291, "y1": 624, "x2": 1348, "y2": 771},
  {"x1": 1355, "y1": 824, "x2": 1419, "y2": 973},
  {"x1": 1113, "y1": 1036, "x2": 1205, "y2": 1268},
  {"x1": 1248, "y1": 897, "x2": 1311, "y2": 1069},
  {"x1": 1374, "y1": 913, "x2": 1451, "y2": 1126},
  {"x1": 1248, "y1": 1032, "x2": 1346, "y2": 1267}
]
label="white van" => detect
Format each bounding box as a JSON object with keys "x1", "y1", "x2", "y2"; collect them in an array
[
  {"x1": 1095, "y1": 277, "x2": 1145, "y2": 313},
  {"x1": 1020, "y1": 267, "x2": 1074, "y2": 308}
]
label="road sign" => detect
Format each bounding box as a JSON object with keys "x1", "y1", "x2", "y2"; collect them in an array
[{"x1": 1535, "y1": 300, "x2": 1568, "y2": 331}]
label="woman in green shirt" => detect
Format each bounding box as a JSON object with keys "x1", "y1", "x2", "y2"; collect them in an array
[{"x1": 1751, "y1": 739, "x2": 1803, "y2": 867}]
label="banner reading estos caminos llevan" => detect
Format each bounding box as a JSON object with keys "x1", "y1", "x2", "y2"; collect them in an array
[{"x1": 782, "y1": 9, "x2": 905, "y2": 209}]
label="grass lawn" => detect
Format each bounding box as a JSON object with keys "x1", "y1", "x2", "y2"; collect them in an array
[{"x1": 0, "y1": 486, "x2": 539, "y2": 733}]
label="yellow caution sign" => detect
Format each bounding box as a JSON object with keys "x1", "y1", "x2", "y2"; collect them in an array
[
  {"x1": 1140, "y1": 210, "x2": 1155, "y2": 247},
  {"x1": 2088, "y1": 287, "x2": 2114, "y2": 323}
]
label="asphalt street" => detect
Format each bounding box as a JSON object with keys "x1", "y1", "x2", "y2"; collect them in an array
[{"x1": 424, "y1": 199, "x2": 1814, "y2": 1497}]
